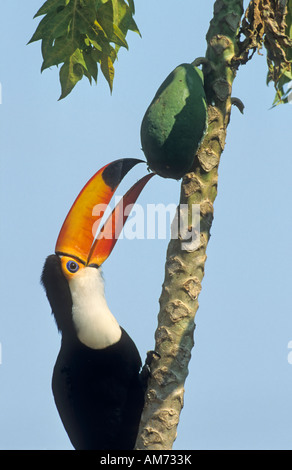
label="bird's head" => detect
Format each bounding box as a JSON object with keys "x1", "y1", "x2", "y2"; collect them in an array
[{"x1": 41, "y1": 158, "x2": 154, "y2": 337}]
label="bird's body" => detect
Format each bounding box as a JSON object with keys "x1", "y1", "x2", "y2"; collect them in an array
[
  {"x1": 41, "y1": 159, "x2": 154, "y2": 450},
  {"x1": 53, "y1": 328, "x2": 144, "y2": 450},
  {"x1": 42, "y1": 253, "x2": 144, "y2": 450}
]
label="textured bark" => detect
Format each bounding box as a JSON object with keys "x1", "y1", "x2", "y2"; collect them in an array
[{"x1": 135, "y1": 0, "x2": 244, "y2": 451}]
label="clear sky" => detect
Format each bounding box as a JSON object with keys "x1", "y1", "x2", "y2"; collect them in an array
[{"x1": 1, "y1": 0, "x2": 292, "y2": 450}]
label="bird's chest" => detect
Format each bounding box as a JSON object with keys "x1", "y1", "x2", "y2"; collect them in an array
[
  {"x1": 53, "y1": 342, "x2": 132, "y2": 408},
  {"x1": 52, "y1": 339, "x2": 141, "y2": 450}
]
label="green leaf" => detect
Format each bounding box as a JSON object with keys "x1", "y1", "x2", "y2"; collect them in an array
[
  {"x1": 41, "y1": 35, "x2": 78, "y2": 70},
  {"x1": 34, "y1": 0, "x2": 69, "y2": 18},
  {"x1": 29, "y1": 12, "x2": 56, "y2": 43},
  {"x1": 30, "y1": 0, "x2": 139, "y2": 98},
  {"x1": 112, "y1": 0, "x2": 140, "y2": 36},
  {"x1": 83, "y1": 48, "x2": 98, "y2": 82},
  {"x1": 59, "y1": 48, "x2": 86, "y2": 99},
  {"x1": 126, "y1": 0, "x2": 135, "y2": 14},
  {"x1": 94, "y1": 1, "x2": 129, "y2": 48},
  {"x1": 100, "y1": 53, "x2": 114, "y2": 91},
  {"x1": 87, "y1": 35, "x2": 103, "y2": 51},
  {"x1": 29, "y1": 5, "x2": 73, "y2": 43},
  {"x1": 74, "y1": 4, "x2": 97, "y2": 34},
  {"x1": 94, "y1": 0, "x2": 108, "y2": 7},
  {"x1": 104, "y1": 20, "x2": 129, "y2": 47}
]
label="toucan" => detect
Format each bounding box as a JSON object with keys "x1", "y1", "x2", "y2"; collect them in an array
[{"x1": 41, "y1": 158, "x2": 154, "y2": 450}]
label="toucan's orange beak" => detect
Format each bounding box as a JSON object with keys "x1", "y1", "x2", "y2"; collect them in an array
[{"x1": 55, "y1": 158, "x2": 154, "y2": 266}]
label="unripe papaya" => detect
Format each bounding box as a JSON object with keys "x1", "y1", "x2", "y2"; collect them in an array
[{"x1": 140, "y1": 63, "x2": 207, "y2": 179}]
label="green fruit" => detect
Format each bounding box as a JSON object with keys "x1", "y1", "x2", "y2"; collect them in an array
[{"x1": 140, "y1": 63, "x2": 207, "y2": 179}]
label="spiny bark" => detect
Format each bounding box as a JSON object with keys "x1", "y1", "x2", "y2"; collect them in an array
[{"x1": 135, "y1": 0, "x2": 244, "y2": 451}]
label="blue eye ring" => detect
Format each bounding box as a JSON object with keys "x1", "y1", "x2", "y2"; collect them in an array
[{"x1": 66, "y1": 260, "x2": 80, "y2": 273}]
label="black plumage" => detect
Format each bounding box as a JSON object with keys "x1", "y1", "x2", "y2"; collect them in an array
[{"x1": 41, "y1": 255, "x2": 144, "y2": 450}]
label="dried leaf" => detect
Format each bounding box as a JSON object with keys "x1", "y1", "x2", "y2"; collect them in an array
[{"x1": 237, "y1": 0, "x2": 292, "y2": 106}]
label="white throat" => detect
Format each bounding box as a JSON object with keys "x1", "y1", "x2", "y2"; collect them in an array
[{"x1": 68, "y1": 267, "x2": 121, "y2": 349}]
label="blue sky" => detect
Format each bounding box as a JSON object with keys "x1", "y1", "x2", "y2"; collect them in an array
[{"x1": 1, "y1": 0, "x2": 292, "y2": 450}]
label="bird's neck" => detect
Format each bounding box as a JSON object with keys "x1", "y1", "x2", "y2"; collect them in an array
[{"x1": 68, "y1": 267, "x2": 121, "y2": 350}]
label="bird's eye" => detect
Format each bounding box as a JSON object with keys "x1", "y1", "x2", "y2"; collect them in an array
[{"x1": 66, "y1": 260, "x2": 80, "y2": 273}]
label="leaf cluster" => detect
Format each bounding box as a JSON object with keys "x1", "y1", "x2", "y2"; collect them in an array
[
  {"x1": 237, "y1": 0, "x2": 292, "y2": 106},
  {"x1": 29, "y1": 0, "x2": 140, "y2": 99}
]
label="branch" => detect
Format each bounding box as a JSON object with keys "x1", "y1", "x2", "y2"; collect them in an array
[{"x1": 135, "y1": 0, "x2": 244, "y2": 450}]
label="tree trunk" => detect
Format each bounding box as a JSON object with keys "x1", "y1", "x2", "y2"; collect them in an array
[{"x1": 135, "y1": 0, "x2": 244, "y2": 451}]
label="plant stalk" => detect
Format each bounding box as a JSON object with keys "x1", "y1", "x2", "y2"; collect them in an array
[{"x1": 135, "y1": 0, "x2": 244, "y2": 450}]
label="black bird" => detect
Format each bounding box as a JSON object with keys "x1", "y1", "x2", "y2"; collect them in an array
[{"x1": 41, "y1": 159, "x2": 154, "y2": 450}]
